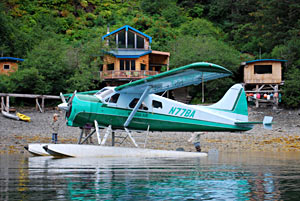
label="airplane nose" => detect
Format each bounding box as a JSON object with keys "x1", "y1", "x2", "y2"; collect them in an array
[{"x1": 58, "y1": 102, "x2": 69, "y2": 111}]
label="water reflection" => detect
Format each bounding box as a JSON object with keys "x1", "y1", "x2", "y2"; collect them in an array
[{"x1": 1, "y1": 153, "x2": 300, "y2": 200}]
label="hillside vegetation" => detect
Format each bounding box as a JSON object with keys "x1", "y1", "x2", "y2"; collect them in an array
[{"x1": 1, "y1": 0, "x2": 300, "y2": 107}]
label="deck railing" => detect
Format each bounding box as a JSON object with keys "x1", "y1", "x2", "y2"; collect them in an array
[{"x1": 100, "y1": 70, "x2": 159, "y2": 80}]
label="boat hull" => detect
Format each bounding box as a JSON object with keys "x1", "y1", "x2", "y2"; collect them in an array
[{"x1": 43, "y1": 144, "x2": 207, "y2": 158}]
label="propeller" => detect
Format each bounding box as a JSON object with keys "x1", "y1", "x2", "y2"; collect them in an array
[{"x1": 58, "y1": 90, "x2": 77, "y2": 112}]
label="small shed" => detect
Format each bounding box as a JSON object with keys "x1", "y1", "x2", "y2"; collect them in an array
[
  {"x1": 242, "y1": 59, "x2": 286, "y2": 84},
  {"x1": 241, "y1": 59, "x2": 286, "y2": 108},
  {"x1": 0, "y1": 57, "x2": 24, "y2": 75}
]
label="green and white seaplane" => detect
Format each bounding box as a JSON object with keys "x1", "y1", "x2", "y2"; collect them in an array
[{"x1": 25, "y1": 62, "x2": 272, "y2": 158}]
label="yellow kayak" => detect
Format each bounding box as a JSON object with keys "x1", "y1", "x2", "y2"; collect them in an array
[{"x1": 16, "y1": 112, "x2": 31, "y2": 122}]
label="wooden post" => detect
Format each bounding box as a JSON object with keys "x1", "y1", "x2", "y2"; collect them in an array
[
  {"x1": 6, "y1": 96, "x2": 9, "y2": 112},
  {"x1": 1, "y1": 97, "x2": 4, "y2": 111},
  {"x1": 35, "y1": 98, "x2": 42, "y2": 113},
  {"x1": 255, "y1": 85, "x2": 259, "y2": 108},
  {"x1": 42, "y1": 97, "x2": 45, "y2": 113},
  {"x1": 275, "y1": 85, "x2": 279, "y2": 108},
  {"x1": 35, "y1": 98, "x2": 38, "y2": 111}
]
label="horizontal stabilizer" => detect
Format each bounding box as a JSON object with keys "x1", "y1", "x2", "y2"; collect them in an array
[
  {"x1": 263, "y1": 116, "x2": 273, "y2": 130},
  {"x1": 235, "y1": 116, "x2": 273, "y2": 130}
]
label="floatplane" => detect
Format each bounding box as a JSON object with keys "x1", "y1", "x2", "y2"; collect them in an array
[{"x1": 25, "y1": 62, "x2": 272, "y2": 158}]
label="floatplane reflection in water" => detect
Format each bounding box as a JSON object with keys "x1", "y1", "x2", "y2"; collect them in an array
[{"x1": 25, "y1": 62, "x2": 272, "y2": 158}]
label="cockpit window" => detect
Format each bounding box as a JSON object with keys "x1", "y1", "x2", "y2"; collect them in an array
[
  {"x1": 109, "y1": 93, "x2": 120, "y2": 103},
  {"x1": 96, "y1": 88, "x2": 114, "y2": 100},
  {"x1": 152, "y1": 100, "x2": 163, "y2": 109},
  {"x1": 129, "y1": 98, "x2": 148, "y2": 110}
]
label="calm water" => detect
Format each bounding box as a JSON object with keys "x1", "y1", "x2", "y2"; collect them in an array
[{"x1": 1, "y1": 152, "x2": 300, "y2": 200}]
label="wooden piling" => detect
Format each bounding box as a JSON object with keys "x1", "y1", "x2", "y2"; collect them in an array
[{"x1": 6, "y1": 96, "x2": 9, "y2": 112}]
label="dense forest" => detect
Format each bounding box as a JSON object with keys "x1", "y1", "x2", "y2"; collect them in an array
[{"x1": 1, "y1": 0, "x2": 300, "y2": 107}]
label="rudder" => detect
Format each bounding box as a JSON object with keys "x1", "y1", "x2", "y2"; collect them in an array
[{"x1": 208, "y1": 84, "x2": 248, "y2": 116}]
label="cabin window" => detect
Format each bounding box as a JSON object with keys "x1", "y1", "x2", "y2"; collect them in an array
[
  {"x1": 3, "y1": 64, "x2": 10, "y2": 70},
  {"x1": 120, "y1": 60, "x2": 135, "y2": 71},
  {"x1": 128, "y1": 31, "x2": 135, "y2": 48},
  {"x1": 120, "y1": 60, "x2": 124, "y2": 70},
  {"x1": 254, "y1": 65, "x2": 272, "y2": 74},
  {"x1": 129, "y1": 98, "x2": 148, "y2": 110},
  {"x1": 107, "y1": 63, "x2": 114, "y2": 71},
  {"x1": 131, "y1": 60, "x2": 135, "y2": 70},
  {"x1": 109, "y1": 93, "x2": 120, "y2": 103},
  {"x1": 137, "y1": 35, "x2": 144, "y2": 48},
  {"x1": 141, "y1": 63, "x2": 146, "y2": 70},
  {"x1": 126, "y1": 60, "x2": 130, "y2": 70},
  {"x1": 118, "y1": 30, "x2": 126, "y2": 48},
  {"x1": 152, "y1": 100, "x2": 163, "y2": 109}
]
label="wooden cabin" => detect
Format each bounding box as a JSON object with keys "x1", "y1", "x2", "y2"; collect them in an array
[
  {"x1": 101, "y1": 25, "x2": 170, "y2": 85},
  {"x1": 242, "y1": 59, "x2": 285, "y2": 84},
  {"x1": 0, "y1": 57, "x2": 24, "y2": 75},
  {"x1": 241, "y1": 59, "x2": 286, "y2": 107}
]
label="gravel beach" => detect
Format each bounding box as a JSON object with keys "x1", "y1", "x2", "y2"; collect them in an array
[{"x1": 1, "y1": 107, "x2": 300, "y2": 155}]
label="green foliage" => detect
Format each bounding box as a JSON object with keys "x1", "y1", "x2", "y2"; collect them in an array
[
  {"x1": 178, "y1": 18, "x2": 223, "y2": 39},
  {"x1": 167, "y1": 36, "x2": 241, "y2": 71},
  {"x1": 282, "y1": 67, "x2": 300, "y2": 108},
  {"x1": 166, "y1": 35, "x2": 242, "y2": 103},
  {"x1": 271, "y1": 37, "x2": 300, "y2": 69}
]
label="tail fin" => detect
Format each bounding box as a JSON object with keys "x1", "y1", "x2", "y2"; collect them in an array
[{"x1": 208, "y1": 84, "x2": 248, "y2": 116}]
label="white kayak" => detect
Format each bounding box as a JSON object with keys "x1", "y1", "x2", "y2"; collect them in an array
[
  {"x1": 24, "y1": 143, "x2": 51, "y2": 156},
  {"x1": 43, "y1": 144, "x2": 207, "y2": 158},
  {"x1": 2, "y1": 110, "x2": 19, "y2": 120}
]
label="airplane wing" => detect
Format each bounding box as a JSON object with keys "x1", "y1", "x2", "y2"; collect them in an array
[{"x1": 115, "y1": 62, "x2": 232, "y2": 94}]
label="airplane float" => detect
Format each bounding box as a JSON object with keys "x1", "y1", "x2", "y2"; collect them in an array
[{"x1": 25, "y1": 62, "x2": 272, "y2": 158}]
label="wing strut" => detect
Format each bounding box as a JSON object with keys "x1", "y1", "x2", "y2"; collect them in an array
[{"x1": 124, "y1": 86, "x2": 151, "y2": 127}]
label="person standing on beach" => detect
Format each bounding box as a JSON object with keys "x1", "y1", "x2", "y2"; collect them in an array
[
  {"x1": 51, "y1": 113, "x2": 60, "y2": 144},
  {"x1": 188, "y1": 132, "x2": 206, "y2": 152},
  {"x1": 83, "y1": 123, "x2": 93, "y2": 144}
]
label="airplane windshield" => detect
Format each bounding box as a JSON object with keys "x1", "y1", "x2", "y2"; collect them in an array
[{"x1": 95, "y1": 88, "x2": 114, "y2": 101}]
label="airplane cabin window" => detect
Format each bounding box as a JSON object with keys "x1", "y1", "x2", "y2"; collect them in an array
[
  {"x1": 99, "y1": 89, "x2": 114, "y2": 100},
  {"x1": 152, "y1": 100, "x2": 163, "y2": 109},
  {"x1": 129, "y1": 98, "x2": 148, "y2": 110},
  {"x1": 109, "y1": 93, "x2": 120, "y2": 103}
]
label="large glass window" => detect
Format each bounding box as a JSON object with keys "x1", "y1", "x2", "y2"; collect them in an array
[
  {"x1": 118, "y1": 30, "x2": 126, "y2": 48},
  {"x1": 137, "y1": 35, "x2": 144, "y2": 48},
  {"x1": 120, "y1": 60, "x2": 136, "y2": 71},
  {"x1": 128, "y1": 31, "x2": 134, "y2": 48},
  {"x1": 254, "y1": 65, "x2": 272, "y2": 74}
]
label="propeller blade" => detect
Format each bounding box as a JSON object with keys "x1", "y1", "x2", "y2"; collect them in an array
[
  {"x1": 60, "y1": 92, "x2": 67, "y2": 103},
  {"x1": 68, "y1": 90, "x2": 77, "y2": 104}
]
